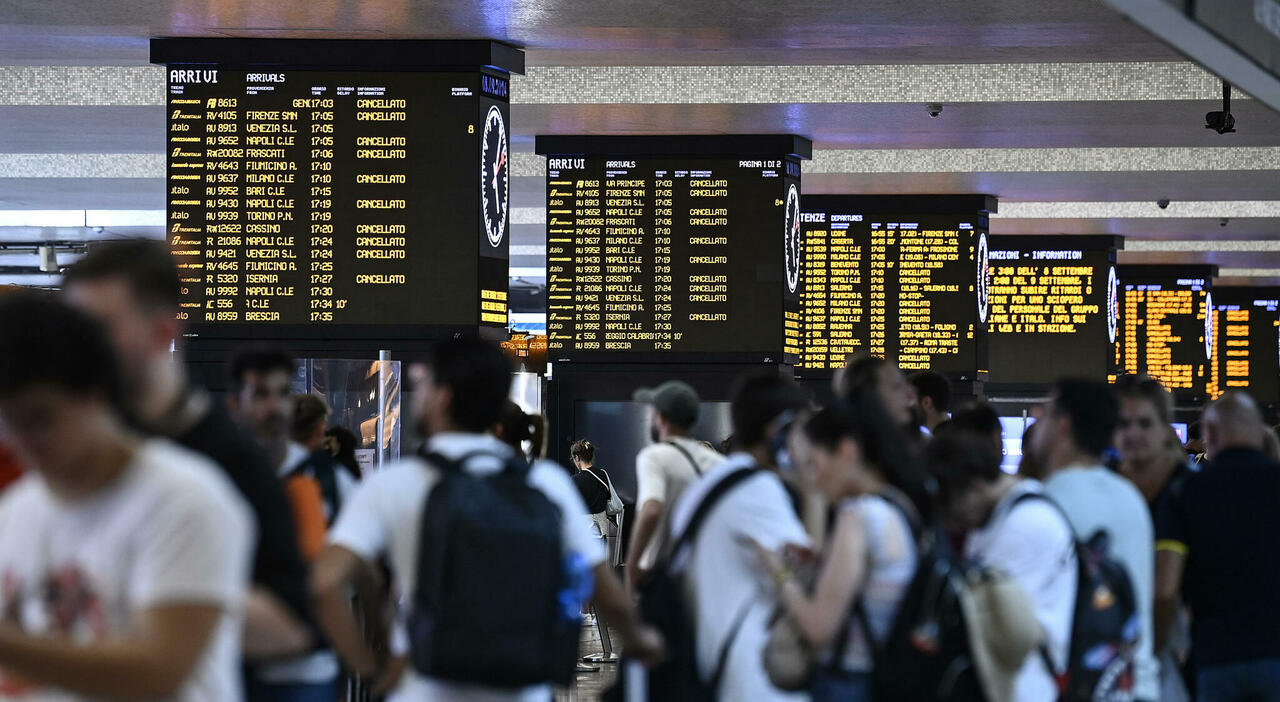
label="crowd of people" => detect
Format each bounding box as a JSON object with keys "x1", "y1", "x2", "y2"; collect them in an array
[{"x1": 0, "y1": 239, "x2": 1278, "y2": 702}]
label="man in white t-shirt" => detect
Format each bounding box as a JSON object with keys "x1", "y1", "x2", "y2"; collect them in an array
[
  {"x1": 628, "y1": 380, "x2": 722, "y2": 589},
  {"x1": 927, "y1": 429, "x2": 1077, "y2": 702},
  {"x1": 312, "y1": 337, "x2": 661, "y2": 701},
  {"x1": 668, "y1": 373, "x2": 810, "y2": 702},
  {"x1": 1035, "y1": 380, "x2": 1158, "y2": 702},
  {"x1": 0, "y1": 294, "x2": 254, "y2": 702}
]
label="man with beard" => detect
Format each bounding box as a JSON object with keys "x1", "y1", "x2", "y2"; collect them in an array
[
  {"x1": 626, "y1": 381, "x2": 723, "y2": 591},
  {"x1": 226, "y1": 346, "x2": 336, "y2": 701}
]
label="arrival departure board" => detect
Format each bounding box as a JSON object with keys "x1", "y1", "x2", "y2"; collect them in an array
[
  {"x1": 1210, "y1": 287, "x2": 1280, "y2": 403},
  {"x1": 986, "y1": 236, "x2": 1120, "y2": 385},
  {"x1": 800, "y1": 195, "x2": 994, "y2": 378},
  {"x1": 154, "y1": 39, "x2": 521, "y2": 343},
  {"x1": 536, "y1": 136, "x2": 810, "y2": 363},
  {"x1": 1116, "y1": 266, "x2": 1216, "y2": 397}
]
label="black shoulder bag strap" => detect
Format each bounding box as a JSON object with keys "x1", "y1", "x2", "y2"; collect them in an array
[
  {"x1": 661, "y1": 466, "x2": 759, "y2": 698},
  {"x1": 665, "y1": 439, "x2": 707, "y2": 477},
  {"x1": 663, "y1": 467, "x2": 756, "y2": 561},
  {"x1": 1006, "y1": 491, "x2": 1073, "y2": 684},
  {"x1": 846, "y1": 489, "x2": 923, "y2": 672}
]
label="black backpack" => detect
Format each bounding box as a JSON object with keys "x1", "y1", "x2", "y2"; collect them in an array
[
  {"x1": 607, "y1": 467, "x2": 758, "y2": 702},
  {"x1": 1014, "y1": 494, "x2": 1140, "y2": 702},
  {"x1": 863, "y1": 516, "x2": 989, "y2": 702},
  {"x1": 408, "y1": 450, "x2": 580, "y2": 687}
]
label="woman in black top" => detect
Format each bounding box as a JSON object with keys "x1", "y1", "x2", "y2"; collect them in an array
[{"x1": 570, "y1": 438, "x2": 611, "y2": 515}]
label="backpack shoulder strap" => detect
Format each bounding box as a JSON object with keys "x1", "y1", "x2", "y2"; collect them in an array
[
  {"x1": 708, "y1": 595, "x2": 754, "y2": 697},
  {"x1": 665, "y1": 439, "x2": 706, "y2": 476},
  {"x1": 836, "y1": 491, "x2": 917, "y2": 671},
  {"x1": 876, "y1": 487, "x2": 923, "y2": 541},
  {"x1": 665, "y1": 467, "x2": 757, "y2": 562},
  {"x1": 419, "y1": 449, "x2": 529, "y2": 478}
]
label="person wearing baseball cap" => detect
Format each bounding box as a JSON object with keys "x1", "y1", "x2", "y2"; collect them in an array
[{"x1": 626, "y1": 380, "x2": 724, "y2": 591}]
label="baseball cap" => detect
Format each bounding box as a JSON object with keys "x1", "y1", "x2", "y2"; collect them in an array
[{"x1": 633, "y1": 380, "x2": 700, "y2": 429}]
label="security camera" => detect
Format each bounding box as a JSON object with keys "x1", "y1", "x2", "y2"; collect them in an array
[
  {"x1": 1157, "y1": 199, "x2": 1170, "y2": 209},
  {"x1": 1220, "y1": 218, "x2": 1229, "y2": 227},
  {"x1": 1206, "y1": 81, "x2": 1237, "y2": 134},
  {"x1": 926, "y1": 103, "x2": 943, "y2": 119},
  {"x1": 1206, "y1": 111, "x2": 1236, "y2": 134}
]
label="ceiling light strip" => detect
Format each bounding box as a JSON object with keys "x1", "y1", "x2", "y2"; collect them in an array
[
  {"x1": 0, "y1": 61, "x2": 1229, "y2": 106},
  {"x1": 1124, "y1": 240, "x2": 1280, "y2": 252},
  {"x1": 806, "y1": 147, "x2": 1280, "y2": 174},
  {"x1": 998, "y1": 201, "x2": 1280, "y2": 218}
]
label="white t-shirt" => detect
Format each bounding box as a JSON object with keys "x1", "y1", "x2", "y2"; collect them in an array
[
  {"x1": 328, "y1": 432, "x2": 605, "y2": 702},
  {"x1": 964, "y1": 479, "x2": 1076, "y2": 702},
  {"x1": 0, "y1": 439, "x2": 254, "y2": 702},
  {"x1": 835, "y1": 494, "x2": 917, "y2": 672},
  {"x1": 1044, "y1": 465, "x2": 1158, "y2": 702},
  {"x1": 669, "y1": 453, "x2": 810, "y2": 702},
  {"x1": 634, "y1": 437, "x2": 722, "y2": 570}
]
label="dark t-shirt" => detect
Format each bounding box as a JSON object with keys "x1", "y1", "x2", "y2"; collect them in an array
[
  {"x1": 573, "y1": 466, "x2": 612, "y2": 515},
  {"x1": 176, "y1": 403, "x2": 313, "y2": 627},
  {"x1": 1158, "y1": 448, "x2": 1280, "y2": 666}
]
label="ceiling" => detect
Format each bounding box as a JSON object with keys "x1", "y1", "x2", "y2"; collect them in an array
[{"x1": 1, "y1": 0, "x2": 1278, "y2": 286}]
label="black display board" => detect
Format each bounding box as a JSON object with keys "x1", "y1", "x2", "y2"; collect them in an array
[
  {"x1": 1210, "y1": 286, "x2": 1280, "y2": 404},
  {"x1": 152, "y1": 39, "x2": 521, "y2": 348},
  {"x1": 799, "y1": 195, "x2": 994, "y2": 381},
  {"x1": 1116, "y1": 265, "x2": 1217, "y2": 401},
  {"x1": 535, "y1": 135, "x2": 811, "y2": 363},
  {"x1": 986, "y1": 236, "x2": 1122, "y2": 385}
]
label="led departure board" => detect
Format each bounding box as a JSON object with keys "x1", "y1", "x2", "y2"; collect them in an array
[
  {"x1": 986, "y1": 236, "x2": 1121, "y2": 385},
  {"x1": 1116, "y1": 265, "x2": 1217, "y2": 398},
  {"x1": 152, "y1": 39, "x2": 522, "y2": 343},
  {"x1": 1210, "y1": 287, "x2": 1280, "y2": 403},
  {"x1": 799, "y1": 195, "x2": 994, "y2": 378},
  {"x1": 536, "y1": 135, "x2": 811, "y2": 363}
]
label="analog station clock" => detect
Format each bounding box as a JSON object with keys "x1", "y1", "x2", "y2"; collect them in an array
[
  {"x1": 977, "y1": 232, "x2": 990, "y2": 324},
  {"x1": 1107, "y1": 265, "x2": 1119, "y2": 344},
  {"x1": 784, "y1": 183, "x2": 801, "y2": 294},
  {"x1": 1204, "y1": 291, "x2": 1214, "y2": 360},
  {"x1": 480, "y1": 105, "x2": 509, "y2": 248}
]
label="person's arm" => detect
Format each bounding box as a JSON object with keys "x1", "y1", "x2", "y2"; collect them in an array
[
  {"x1": 754, "y1": 507, "x2": 867, "y2": 649},
  {"x1": 591, "y1": 563, "x2": 664, "y2": 665},
  {"x1": 0, "y1": 604, "x2": 220, "y2": 699},
  {"x1": 626, "y1": 499, "x2": 664, "y2": 588},
  {"x1": 311, "y1": 544, "x2": 383, "y2": 676},
  {"x1": 1153, "y1": 546, "x2": 1187, "y2": 652},
  {"x1": 243, "y1": 585, "x2": 313, "y2": 659}
]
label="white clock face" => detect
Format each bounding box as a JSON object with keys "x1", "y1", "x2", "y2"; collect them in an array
[
  {"x1": 480, "y1": 105, "x2": 508, "y2": 248},
  {"x1": 976, "y1": 232, "x2": 990, "y2": 323},
  {"x1": 783, "y1": 183, "x2": 801, "y2": 294},
  {"x1": 1107, "y1": 265, "x2": 1119, "y2": 344},
  {"x1": 1205, "y1": 291, "x2": 1214, "y2": 360}
]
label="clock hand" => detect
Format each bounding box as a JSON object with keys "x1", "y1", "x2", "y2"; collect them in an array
[{"x1": 493, "y1": 146, "x2": 507, "y2": 193}]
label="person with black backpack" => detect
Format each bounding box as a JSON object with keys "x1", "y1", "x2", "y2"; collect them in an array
[
  {"x1": 749, "y1": 388, "x2": 932, "y2": 701},
  {"x1": 311, "y1": 337, "x2": 662, "y2": 701},
  {"x1": 1033, "y1": 380, "x2": 1157, "y2": 702},
  {"x1": 631, "y1": 373, "x2": 810, "y2": 702},
  {"x1": 929, "y1": 424, "x2": 1078, "y2": 702}
]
